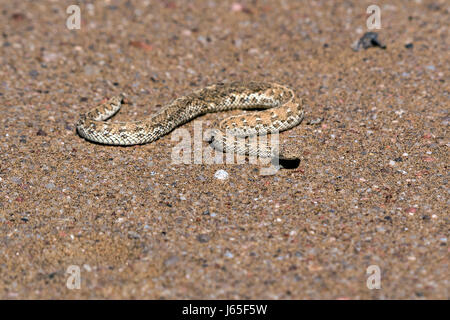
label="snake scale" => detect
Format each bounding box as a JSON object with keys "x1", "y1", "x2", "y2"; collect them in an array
[{"x1": 76, "y1": 81, "x2": 306, "y2": 160}]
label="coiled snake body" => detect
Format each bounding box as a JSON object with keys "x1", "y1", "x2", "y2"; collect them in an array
[{"x1": 76, "y1": 82, "x2": 305, "y2": 160}]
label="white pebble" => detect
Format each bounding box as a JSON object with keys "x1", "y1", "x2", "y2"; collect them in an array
[
  {"x1": 214, "y1": 169, "x2": 229, "y2": 180},
  {"x1": 83, "y1": 264, "x2": 92, "y2": 272},
  {"x1": 231, "y1": 3, "x2": 243, "y2": 12}
]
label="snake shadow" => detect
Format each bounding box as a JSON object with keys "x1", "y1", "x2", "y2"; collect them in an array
[{"x1": 278, "y1": 158, "x2": 301, "y2": 169}]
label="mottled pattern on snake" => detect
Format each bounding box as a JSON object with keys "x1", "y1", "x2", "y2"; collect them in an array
[{"x1": 76, "y1": 82, "x2": 306, "y2": 160}]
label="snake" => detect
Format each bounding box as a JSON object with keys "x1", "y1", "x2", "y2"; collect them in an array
[{"x1": 76, "y1": 81, "x2": 306, "y2": 160}]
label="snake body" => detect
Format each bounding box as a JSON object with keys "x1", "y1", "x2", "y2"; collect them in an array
[{"x1": 76, "y1": 82, "x2": 305, "y2": 160}]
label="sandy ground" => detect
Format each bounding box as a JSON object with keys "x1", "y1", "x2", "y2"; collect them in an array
[{"x1": 0, "y1": 0, "x2": 448, "y2": 299}]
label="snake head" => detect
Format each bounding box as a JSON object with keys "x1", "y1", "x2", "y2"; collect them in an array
[{"x1": 109, "y1": 94, "x2": 125, "y2": 107}]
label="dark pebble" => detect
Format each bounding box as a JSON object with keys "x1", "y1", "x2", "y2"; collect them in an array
[
  {"x1": 405, "y1": 43, "x2": 414, "y2": 49},
  {"x1": 352, "y1": 32, "x2": 386, "y2": 51},
  {"x1": 394, "y1": 157, "x2": 403, "y2": 162},
  {"x1": 11, "y1": 13, "x2": 26, "y2": 21},
  {"x1": 196, "y1": 234, "x2": 210, "y2": 243},
  {"x1": 36, "y1": 129, "x2": 47, "y2": 136},
  {"x1": 127, "y1": 231, "x2": 140, "y2": 239},
  {"x1": 29, "y1": 70, "x2": 39, "y2": 78}
]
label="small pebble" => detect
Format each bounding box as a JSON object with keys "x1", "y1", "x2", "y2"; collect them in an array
[
  {"x1": 11, "y1": 176, "x2": 21, "y2": 184},
  {"x1": 182, "y1": 29, "x2": 192, "y2": 36},
  {"x1": 231, "y1": 3, "x2": 243, "y2": 12},
  {"x1": 129, "y1": 40, "x2": 152, "y2": 51},
  {"x1": 29, "y1": 70, "x2": 39, "y2": 78},
  {"x1": 196, "y1": 234, "x2": 210, "y2": 243},
  {"x1": 405, "y1": 207, "x2": 417, "y2": 215},
  {"x1": 214, "y1": 169, "x2": 229, "y2": 180},
  {"x1": 45, "y1": 183, "x2": 55, "y2": 189},
  {"x1": 83, "y1": 264, "x2": 92, "y2": 272},
  {"x1": 36, "y1": 129, "x2": 47, "y2": 136},
  {"x1": 127, "y1": 231, "x2": 140, "y2": 239},
  {"x1": 306, "y1": 118, "x2": 323, "y2": 125},
  {"x1": 83, "y1": 65, "x2": 99, "y2": 76},
  {"x1": 164, "y1": 255, "x2": 179, "y2": 267}
]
